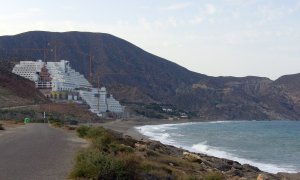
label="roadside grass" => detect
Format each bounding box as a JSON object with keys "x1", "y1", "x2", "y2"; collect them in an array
[
  {"x1": 76, "y1": 125, "x2": 90, "y2": 138},
  {"x1": 71, "y1": 126, "x2": 200, "y2": 179},
  {"x1": 0, "y1": 120, "x2": 26, "y2": 130},
  {"x1": 204, "y1": 171, "x2": 225, "y2": 180},
  {"x1": 49, "y1": 119, "x2": 63, "y2": 128},
  {"x1": 69, "y1": 149, "x2": 133, "y2": 179},
  {"x1": 70, "y1": 126, "x2": 138, "y2": 179},
  {"x1": 70, "y1": 125, "x2": 226, "y2": 179}
]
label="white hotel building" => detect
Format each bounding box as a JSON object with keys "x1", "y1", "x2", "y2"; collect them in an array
[{"x1": 12, "y1": 60, "x2": 124, "y2": 114}]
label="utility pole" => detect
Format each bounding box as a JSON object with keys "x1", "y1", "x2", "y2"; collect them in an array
[
  {"x1": 97, "y1": 75, "x2": 100, "y2": 113},
  {"x1": 54, "y1": 41, "x2": 57, "y2": 62},
  {"x1": 48, "y1": 40, "x2": 59, "y2": 62},
  {"x1": 43, "y1": 112, "x2": 46, "y2": 123},
  {"x1": 43, "y1": 50, "x2": 46, "y2": 62}
]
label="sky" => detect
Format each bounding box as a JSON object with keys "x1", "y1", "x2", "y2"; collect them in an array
[{"x1": 0, "y1": 0, "x2": 300, "y2": 80}]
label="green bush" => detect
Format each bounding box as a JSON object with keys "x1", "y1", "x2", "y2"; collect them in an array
[
  {"x1": 76, "y1": 125, "x2": 90, "y2": 138},
  {"x1": 49, "y1": 119, "x2": 64, "y2": 127},
  {"x1": 109, "y1": 142, "x2": 134, "y2": 155},
  {"x1": 91, "y1": 134, "x2": 114, "y2": 152},
  {"x1": 70, "y1": 149, "x2": 132, "y2": 179},
  {"x1": 204, "y1": 172, "x2": 225, "y2": 180},
  {"x1": 86, "y1": 127, "x2": 106, "y2": 139}
]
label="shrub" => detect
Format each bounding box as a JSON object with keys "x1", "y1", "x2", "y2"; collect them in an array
[
  {"x1": 187, "y1": 176, "x2": 198, "y2": 180},
  {"x1": 70, "y1": 149, "x2": 133, "y2": 179},
  {"x1": 109, "y1": 142, "x2": 134, "y2": 155},
  {"x1": 91, "y1": 134, "x2": 114, "y2": 152},
  {"x1": 49, "y1": 119, "x2": 63, "y2": 127},
  {"x1": 65, "y1": 125, "x2": 76, "y2": 131},
  {"x1": 204, "y1": 172, "x2": 225, "y2": 180},
  {"x1": 86, "y1": 127, "x2": 107, "y2": 139},
  {"x1": 76, "y1": 125, "x2": 90, "y2": 138}
]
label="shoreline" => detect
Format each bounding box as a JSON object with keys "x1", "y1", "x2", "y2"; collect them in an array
[
  {"x1": 100, "y1": 118, "x2": 200, "y2": 140},
  {"x1": 100, "y1": 118, "x2": 300, "y2": 176}
]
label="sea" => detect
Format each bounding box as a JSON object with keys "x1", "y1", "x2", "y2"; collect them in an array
[{"x1": 135, "y1": 120, "x2": 300, "y2": 174}]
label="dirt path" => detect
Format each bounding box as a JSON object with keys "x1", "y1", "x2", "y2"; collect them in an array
[{"x1": 0, "y1": 123, "x2": 85, "y2": 180}]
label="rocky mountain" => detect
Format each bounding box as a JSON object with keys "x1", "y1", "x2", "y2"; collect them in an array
[{"x1": 0, "y1": 31, "x2": 299, "y2": 120}]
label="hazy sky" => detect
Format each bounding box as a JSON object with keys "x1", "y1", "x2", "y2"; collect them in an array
[{"x1": 0, "y1": 0, "x2": 300, "y2": 79}]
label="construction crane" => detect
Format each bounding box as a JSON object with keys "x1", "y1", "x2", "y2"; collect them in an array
[
  {"x1": 47, "y1": 40, "x2": 61, "y2": 62},
  {"x1": 89, "y1": 54, "x2": 94, "y2": 83}
]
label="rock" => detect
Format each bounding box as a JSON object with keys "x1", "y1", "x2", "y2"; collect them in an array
[
  {"x1": 278, "y1": 172, "x2": 300, "y2": 180},
  {"x1": 257, "y1": 173, "x2": 266, "y2": 180},
  {"x1": 148, "y1": 141, "x2": 162, "y2": 150},
  {"x1": 134, "y1": 143, "x2": 147, "y2": 151},
  {"x1": 243, "y1": 164, "x2": 260, "y2": 172},
  {"x1": 256, "y1": 173, "x2": 281, "y2": 180},
  {"x1": 215, "y1": 164, "x2": 232, "y2": 171},
  {"x1": 183, "y1": 152, "x2": 203, "y2": 163},
  {"x1": 226, "y1": 168, "x2": 244, "y2": 177}
]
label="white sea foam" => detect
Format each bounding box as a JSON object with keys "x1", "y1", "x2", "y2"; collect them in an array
[
  {"x1": 189, "y1": 142, "x2": 297, "y2": 174},
  {"x1": 136, "y1": 125, "x2": 176, "y2": 144},
  {"x1": 135, "y1": 123, "x2": 299, "y2": 174},
  {"x1": 208, "y1": 121, "x2": 234, "y2": 124}
]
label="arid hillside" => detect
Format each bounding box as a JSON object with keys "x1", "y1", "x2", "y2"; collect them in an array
[
  {"x1": 1, "y1": 31, "x2": 300, "y2": 120},
  {"x1": 0, "y1": 61, "x2": 47, "y2": 108}
]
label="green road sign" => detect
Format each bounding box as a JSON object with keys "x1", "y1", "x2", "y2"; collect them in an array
[{"x1": 24, "y1": 117, "x2": 30, "y2": 123}]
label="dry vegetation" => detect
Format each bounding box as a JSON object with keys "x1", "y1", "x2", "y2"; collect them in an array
[
  {"x1": 0, "y1": 103, "x2": 100, "y2": 124},
  {"x1": 39, "y1": 103, "x2": 100, "y2": 122},
  {"x1": 0, "y1": 120, "x2": 25, "y2": 131},
  {"x1": 70, "y1": 126, "x2": 269, "y2": 180}
]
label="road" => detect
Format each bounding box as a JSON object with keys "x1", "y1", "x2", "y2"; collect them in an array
[{"x1": 0, "y1": 124, "x2": 85, "y2": 180}]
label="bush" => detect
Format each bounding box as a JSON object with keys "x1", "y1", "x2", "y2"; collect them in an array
[
  {"x1": 65, "y1": 125, "x2": 76, "y2": 131},
  {"x1": 91, "y1": 134, "x2": 114, "y2": 152},
  {"x1": 49, "y1": 119, "x2": 63, "y2": 127},
  {"x1": 86, "y1": 127, "x2": 107, "y2": 139},
  {"x1": 82, "y1": 127, "x2": 116, "y2": 152},
  {"x1": 109, "y1": 142, "x2": 134, "y2": 155},
  {"x1": 70, "y1": 149, "x2": 133, "y2": 179},
  {"x1": 204, "y1": 172, "x2": 225, "y2": 180},
  {"x1": 76, "y1": 125, "x2": 90, "y2": 138}
]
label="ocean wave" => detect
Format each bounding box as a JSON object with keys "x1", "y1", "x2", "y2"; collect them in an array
[
  {"x1": 136, "y1": 124, "x2": 298, "y2": 174},
  {"x1": 189, "y1": 142, "x2": 297, "y2": 174},
  {"x1": 208, "y1": 120, "x2": 235, "y2": 124},
  {"x1": 136, "y1": 125, "x2": 176, "y2": 144}
]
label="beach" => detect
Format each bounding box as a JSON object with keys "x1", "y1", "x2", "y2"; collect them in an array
[{"x1": 100, "y1": 118, "x2": 197, "y2": 140}]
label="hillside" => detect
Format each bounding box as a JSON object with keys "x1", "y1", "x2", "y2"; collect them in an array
[
  {"x1": 0, "y1": 61, "x2": 47, "y2": 108},
  {"x1": 0, "y1": 31, "x2": 300, "y2": 120},
  {"x1": 0, "y1": 31, "x2": 205, "y2": 103}
]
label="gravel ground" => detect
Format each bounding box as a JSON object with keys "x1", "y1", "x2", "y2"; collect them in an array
[{"x1": 0, "y1": 123, "x2": 86, "y2": 180}]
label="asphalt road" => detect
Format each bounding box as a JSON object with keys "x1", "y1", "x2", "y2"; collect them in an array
[{"x1": 0, "y1": 124, "x2": 85, "y2": 180}]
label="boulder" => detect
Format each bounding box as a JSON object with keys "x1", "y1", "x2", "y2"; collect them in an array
[
  {"x1": 183, "y1": 152, "x2": 203, "y2": 163},
  {"x1": 257, "y1": 174, "x2": 266, "y2": 180},
  {"x1": 134, "y1": 143, "x2": 147, "y2": 151}
]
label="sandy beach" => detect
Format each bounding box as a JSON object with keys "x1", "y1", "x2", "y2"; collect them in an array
[{"x1": 100, "y1": 118, "x2": 199, "y2": 141}]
